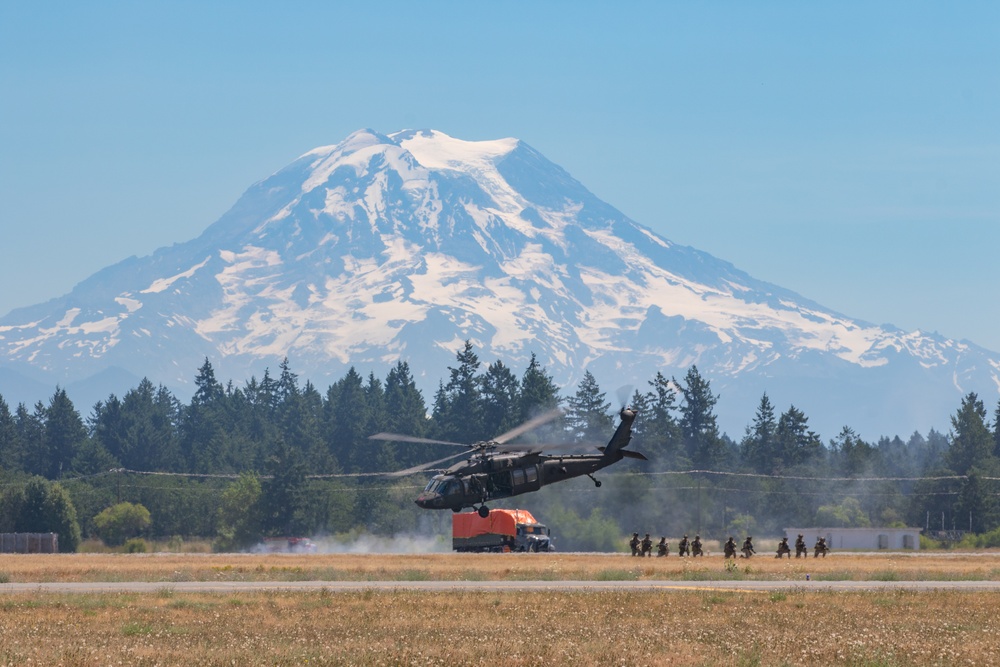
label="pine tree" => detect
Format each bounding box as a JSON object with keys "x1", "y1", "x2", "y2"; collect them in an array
[
  {"x1": 946, "y1": 392, "x2": 995, "y2": 475},
  {"x1": 384, "y1": 361, "x2": 428, "y2": 435},
  {"x1": 564, "y1": 371, "x2": 612, "y2": 443},
  {"x1": 363, "y1": 372, "x2": 395, "y2": 472},
  {"x1": 434, "y1": 340, "x2": 485, "y2": 443},
  {"x1": 44, "y1": 388, "x2": 87, "y2": 479},
  {"x1": 16, "y1": 402, "x2": 47, "y2": 477},
  {"x1": 775, "y1": 405, "x2": 822, "y2": 468},
  {"x1": 191, "y1": 358, "x2": 224, "y2": 407},
  {"x1": 830, "y1": 426, "x2": 874, "y2": 476},
  {"x1": 180, "y1": 359, "x2": 232, "y2": 473},
  {"x1": 676, "y1": 366, "x2": 723, "y2": 468},
  {"x1": 741, "y1": 393, "x2": 776, "y2": 473},
  {"x1": 481, "y1": 360, "x2": 520, "y2": 437},
  {"x1": 636, "y1": 372, "x2": 682, "y2": 469},
  {"x1": 0, "y1": 394, "x2": 22, "y2": 472},
  {"x1": 992, "y1": 398, "x2": 1000, "y2": 459},
  {"x1": 329, "y1": 367, "x2": 369, "y2": 472},
  {"x1": 517, "y1": 353, "x2": 561, "y2": 421},
  {"x1": 260, "y1": 440, "x2": 308, "y2": 536}
]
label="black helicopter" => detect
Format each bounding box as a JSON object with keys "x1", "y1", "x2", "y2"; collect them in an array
[{"x1": 368, "y1": 407, "x2": 647, "y2": 517}]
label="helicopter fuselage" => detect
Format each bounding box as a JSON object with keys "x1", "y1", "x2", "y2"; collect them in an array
[{"x1": 414, "y1": 409, "x2": 644, "y2": 512}]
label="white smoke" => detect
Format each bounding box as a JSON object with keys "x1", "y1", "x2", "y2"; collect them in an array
[{"x1": 310, "y1": 532, "x2": 450, "y2": 554}]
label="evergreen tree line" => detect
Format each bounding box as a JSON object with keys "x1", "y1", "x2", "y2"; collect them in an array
[{"x1": 2, "y1": 340, "x2": 1000, "y2": 551}]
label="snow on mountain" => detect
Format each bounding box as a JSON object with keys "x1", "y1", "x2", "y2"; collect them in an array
[{"x1": 1, "y1": 128, "x2": 997, "y2": 438}]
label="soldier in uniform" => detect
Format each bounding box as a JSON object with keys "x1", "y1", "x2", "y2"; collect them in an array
[
  {"x1": 724, "y1": 536, "x2": 737, "y2": 559},
  {"x1": 656, "y1": 537, "x2": 669, "y2": 557},
  {"x1": 641, "y1": 533, "x2": 653, "y2": 557},
  {"x1": 776, "y1": 536, "x2": 791, "y2": 558},
  {"x1": 741, "y1": 535, "x2": 756, "y2": 558},
  {"x1": 795, "y1": 534, "x2": 807, "y2": 558},
  {"x1": 814, "y1": 536, "x2": 829, "y2": 558},
  {"x1": 629, "y1": 532, "x2": 640, "y2": 556},
  {"x1": 691, "y1": 534, "x2": 704, "y2": 557},
  {"x1": 678, "y1": 534, "x2": 690, "y2": 557}
]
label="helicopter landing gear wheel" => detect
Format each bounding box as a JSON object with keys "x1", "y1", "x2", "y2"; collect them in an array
[
  {"x1": 587, "y1": 473, "x2": 602, "y2": 488},
  {"x1": 477, "y1": 505, "x2": 490, "y2": 518}
]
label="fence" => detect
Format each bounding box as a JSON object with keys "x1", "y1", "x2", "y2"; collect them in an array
[{"x1": 0, "y1": 533, "x2": 59, "y2": 554}]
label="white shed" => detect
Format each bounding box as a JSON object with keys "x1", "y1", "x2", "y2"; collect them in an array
[{"x1": 784, "y1": 527, "x2": 920, "y2": 551}]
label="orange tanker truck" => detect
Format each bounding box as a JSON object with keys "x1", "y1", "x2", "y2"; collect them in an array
[{"x1": 452, "y1": 509, "x2": 553, "y2": 552}]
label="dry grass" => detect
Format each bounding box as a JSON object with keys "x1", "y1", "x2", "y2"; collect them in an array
[
  {"x1": 2, "y1": 551, "x2": 1000, "y2": 583},
  {"x1": 0, "y1": 588, "x2": 997, "y2": 665}
]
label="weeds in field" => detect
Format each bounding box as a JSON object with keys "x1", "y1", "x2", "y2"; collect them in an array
[
  {"x1": 0, "y1": 589, "x2": 999, "y2": 665},
  {"x1": 594, "y1": 568, "x2": 639, "y2": 581},
  {"x1": 121, "y1": 621, "x2": 154, "y2": 637},
  {"x1": 3, "y1": 552, "x2": 1000, "y2": 586}
]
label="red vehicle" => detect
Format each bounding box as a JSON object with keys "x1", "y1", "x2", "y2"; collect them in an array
[{"x1": 452, "y1": 509, "x2": 553, "y2": 552}]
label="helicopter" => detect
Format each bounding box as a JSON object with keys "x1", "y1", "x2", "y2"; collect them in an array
[{"x1": 368, "y1": 406, "x2": 647, "y2": 518}]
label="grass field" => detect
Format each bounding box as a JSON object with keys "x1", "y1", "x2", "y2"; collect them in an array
[
  {"x1": 3, "y1": 552, "x2": 1000, "y2": 665},
  {"x1": 0, "y1": 587, "x2": 997, "y2": 665},
  {"x1": 2, "y1": 550, "x2": 1000, "y2": 583}
]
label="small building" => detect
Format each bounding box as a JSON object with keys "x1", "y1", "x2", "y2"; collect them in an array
[
  {"x1": 784, "y1": 527, "x2": 920, "y2": 551},
  {"x1": 0, "y1": 532, "x2": 59, "y2": 554}
]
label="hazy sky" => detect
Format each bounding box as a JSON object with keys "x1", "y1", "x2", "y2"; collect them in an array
[{"x1": 2, "y1": 2, "x2": 998, "y2": 350}]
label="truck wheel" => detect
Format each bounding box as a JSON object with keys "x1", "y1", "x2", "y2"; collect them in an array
[{"x1": 477, "y1": 506, "x2": 490, "y2": 518}]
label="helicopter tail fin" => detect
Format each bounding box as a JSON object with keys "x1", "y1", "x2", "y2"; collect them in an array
[{"x1": 600, "y1": 407, "x2": 646, "y2": 460}]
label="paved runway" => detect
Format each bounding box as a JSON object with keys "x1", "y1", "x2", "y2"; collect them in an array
[{"x1": 4, "y1": 579, "x2": 1000, "y2": 594}]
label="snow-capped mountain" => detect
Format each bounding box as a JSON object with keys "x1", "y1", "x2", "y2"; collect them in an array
[{"x1": 1, "y1": 129, "x2": 997, "y2": 438}]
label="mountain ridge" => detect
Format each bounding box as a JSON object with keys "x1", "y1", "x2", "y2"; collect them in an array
[{"x1": 1, "y1": 128, "x2": 997, "y2": 439}]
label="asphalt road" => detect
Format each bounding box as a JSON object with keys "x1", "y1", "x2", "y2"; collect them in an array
[{"x1": 4, "y1": 579, "x2": 1000, "y2": 594}]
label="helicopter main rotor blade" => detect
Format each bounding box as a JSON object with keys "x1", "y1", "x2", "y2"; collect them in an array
[
  {"x1": 368, "y1": 433, "x2": 469, "y2": 448},
  {"x1": 492, "y1": 408, "x2": 563, "y2": 445},
  {"x1": 388, "y1": 451, "x2": 470, "y2": 477},
  {"x1": 617, "y1": 384, "x2": 634, "y2": 409},
  {"x1": 494, "y1": 442, "x2": 603, "y2": 455}
]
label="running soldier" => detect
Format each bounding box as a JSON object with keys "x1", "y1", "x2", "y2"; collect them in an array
[
  {"x1": 691, "y1": 534, "x2": 704, "y2": 557},
  {"x1": 724, "y1": 536, "x2": 737, "y2": 559},
  {"x1": 814, "y1": 537, "x2": 830, "y2": 558},
  {"x1": 741, "y1": 536, "x2": 756, "y2": 558},
  {"x1": 775, "y1": 536, "x2": 791, "y2": 558},
  {"x1": 795, "y1": 534, "x2": 807, "y2": 558},
  {"x1": 656, "y1": 537, "x2": 669, "y2": 557},
  {"x1": 629, "y1": 532, "x2": 640, "y2": 556},
  {"x1": 640, "y1": 533, "x2": 653, "y2": 557},
  {"x1": 678, "y1": 534, "x2": 690, "y2": 557}
]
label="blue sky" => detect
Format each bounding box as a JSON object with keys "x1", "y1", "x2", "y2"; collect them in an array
[{"x1": 2, "y1": 2, "x2": 998, "y2": 350}]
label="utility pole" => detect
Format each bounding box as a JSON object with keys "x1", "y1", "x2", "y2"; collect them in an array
[{"x1": 697, "y1": 478, "x2": 702, "y2": 535}]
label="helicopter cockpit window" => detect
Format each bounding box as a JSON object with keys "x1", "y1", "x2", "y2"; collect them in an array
[
  {"x1": 440, "y1": 479, "x2": 461, "y2": 497},
  {"x1": 424, "y1": 479, "x2": 447, "y2": 494}
]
